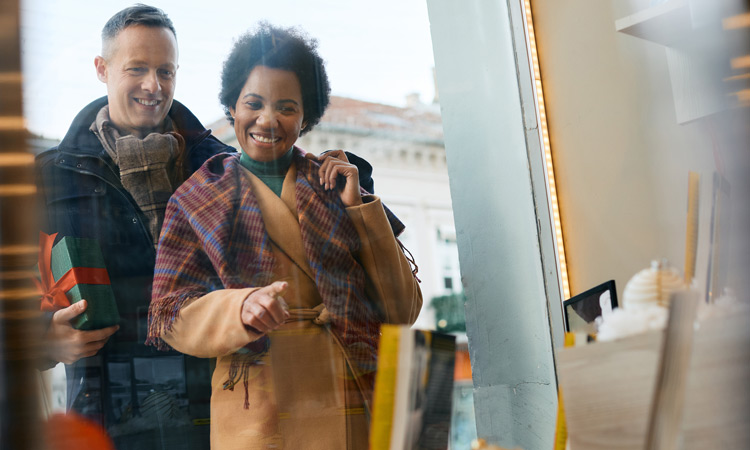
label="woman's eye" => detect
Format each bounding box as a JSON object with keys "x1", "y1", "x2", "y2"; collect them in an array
[{"x1": 246, "y1": 102, "x2": 262, "y2": 110}]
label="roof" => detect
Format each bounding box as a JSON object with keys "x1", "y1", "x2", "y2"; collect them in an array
[{"x1": 208, "y1": 95, "x2": 444, "y2": 144}]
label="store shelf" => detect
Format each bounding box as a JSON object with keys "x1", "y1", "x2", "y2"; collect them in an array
[
  {"x1": 615, "y1": 0, "x2": 749, "y2": 123},
  {"x1": 615, "y1": 0, "x2": 692, "y2": 47}
]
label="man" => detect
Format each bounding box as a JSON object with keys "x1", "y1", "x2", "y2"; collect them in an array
[{"x1": 35, "y1": 5, "x2": 230, "y2": 448}]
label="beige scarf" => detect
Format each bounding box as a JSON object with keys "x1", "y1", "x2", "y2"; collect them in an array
[{"x1": 90, "y1": 106, "x2": 186, "y2": 246}]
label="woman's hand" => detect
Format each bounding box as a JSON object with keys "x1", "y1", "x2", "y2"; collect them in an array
[
  {"x1": 241, "y1": 281, "x2": 290, "y2": 335},
  {"x1": 306, "y1": 150, "x2": 363, "y2": 207}
]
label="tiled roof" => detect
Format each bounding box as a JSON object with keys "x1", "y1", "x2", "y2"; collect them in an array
[
  {"x1": 207, "y1": 95, "x2": 443, "y2": 143},
  {"x1": 319, "y1": 96, "x2": 443, "y2": 141}
]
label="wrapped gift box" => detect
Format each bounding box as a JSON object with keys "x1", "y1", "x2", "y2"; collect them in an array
[
  {"x1": 51, "y1": 236, "x2": 120, "y2": 330},
  {"x1": 556, "y1": 309, "x2": 750, "y2": 450}
]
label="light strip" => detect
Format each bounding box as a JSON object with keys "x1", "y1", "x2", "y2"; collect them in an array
[
  {"x1": 0, "y1": 72, "x2": 23, "y2": 83},
  {"x1": 0, "y1": 185, "x2": 36, "y2": 196},
  {"x1": 523, "y1": 0, "x2": 571, "y2": 300},
  {"x1": 0, "y1": 153, "x2": 34, "y2": 166},
  {"x1": 731, "y1": 55, "x2": 750, "y2": 69},
  {"x1": 0, "y1": 245, "x2": 38, "y2": 256},
  {"x1": 723, "y1": 12, "x2": 750, "y2": 29},
  {"x1": 0, "y1": 116, "x2": 26, "y2": 130}
]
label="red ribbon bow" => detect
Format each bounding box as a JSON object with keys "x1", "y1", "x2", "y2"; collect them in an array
[{"x1": 36, "y1": 232, "x2": 111, "y2": 312}]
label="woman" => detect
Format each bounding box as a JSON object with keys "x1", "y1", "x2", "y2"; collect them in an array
[{"x1": 147, "y1": 24, "x2": 422, "y2": 449}]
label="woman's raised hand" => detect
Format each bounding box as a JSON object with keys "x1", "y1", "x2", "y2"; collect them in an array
[
  {"x1": 241, "y1": 281, "x2": 290, "y2": 335},
  {"x1": 306, "y1": 150, "x2": 363, "y2": 207}
]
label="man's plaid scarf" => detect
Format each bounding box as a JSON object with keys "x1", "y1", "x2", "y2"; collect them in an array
[{"x1": 147, "y1": 148, "x2": 406, "y2": 399}]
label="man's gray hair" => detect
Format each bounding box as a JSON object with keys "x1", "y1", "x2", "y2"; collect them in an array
[{"x1": 101, "y1": 4, "x2": 176, "y2": 58}]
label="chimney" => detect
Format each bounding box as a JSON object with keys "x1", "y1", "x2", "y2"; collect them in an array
[{"x1": 405, "y1": 92, "x2": 421, "y2": 108}]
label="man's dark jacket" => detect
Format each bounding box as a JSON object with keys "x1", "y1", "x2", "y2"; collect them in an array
[{"x1": 36, "y1": 96, "x2": 233, "y2": 449}]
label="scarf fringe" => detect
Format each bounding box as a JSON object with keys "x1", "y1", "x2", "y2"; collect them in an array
[
  {"x1": 146, "y1": 292, "x2": 201, "y2": 350},
  {"x1": 223, "y1": 348, "x2": 267, "y2": 410}
]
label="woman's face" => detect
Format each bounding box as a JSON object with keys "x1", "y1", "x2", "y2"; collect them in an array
[{"x1": 230, "y1": 65, "x2": 306, "y2": 162}]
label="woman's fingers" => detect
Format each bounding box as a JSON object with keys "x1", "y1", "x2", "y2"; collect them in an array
[
  {"x1": 309, "y1": 150, "x2": 362, "y2": 206},
  {"x1": 241, "y1": 282, "x2": 290, "y2": 334},
  {"x1": 316, "y1": 150, "x2": 350, "y2": 189}
]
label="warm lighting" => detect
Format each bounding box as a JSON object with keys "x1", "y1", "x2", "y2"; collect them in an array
[
  {"x1": 0, "y1": 184, "x2": 36, "y2": 196},
  {"x1": 724, "y1": 73, "x2": 750, "y2": 81},
  {"x1": 0, "y1": 116, "x2": 26, "y2": 130},
  {"x1": 723, "y1": 13, "x2": 750, "y2": 29},
  {"x1": 0, "y1": 72, "x2": 23, "y2": 83},
  {"x1": 0, "y1": 288, "x2": 41, "y2": 301},
  {"x1": 731, "y1": 55, "x2": 750, "y2": 69},
  {"x1": 523, "y1": 0, "x2": 571, "y2": 300},
  {"x1": 734, "y1": 89, "x2": 750, "y2": 104},
  {"x1": 0, "y1": 246, "x2": 38, "y2": 256},
  {"x1": 0, "y1": 153, "x2": 34, "y2": 167}
]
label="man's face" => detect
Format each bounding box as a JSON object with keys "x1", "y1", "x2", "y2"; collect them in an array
[{"x1": 95, "y1": 25, "x2": 178, "y2": 138}]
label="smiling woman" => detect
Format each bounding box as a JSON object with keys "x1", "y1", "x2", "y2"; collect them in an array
[
  {"x1": 230, "y1": 66, "x2": 305, "y2": 162},
  {"x1": 147, "y1": 23, "x2": 422, "y2": 450}
]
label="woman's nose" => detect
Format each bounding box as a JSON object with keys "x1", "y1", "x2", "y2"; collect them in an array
[{"x1": 256, "y1": 108, "x2": 277, "y2": 127}]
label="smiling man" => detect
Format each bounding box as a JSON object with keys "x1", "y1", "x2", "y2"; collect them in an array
[
  {"x1": 35, "y1": 5, "x2": 232, "y2": 449},
  {"x1": 95, "y1": 23, "x2": 178, "y2": 138}
]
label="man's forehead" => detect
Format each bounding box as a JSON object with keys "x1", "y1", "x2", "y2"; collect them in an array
[{"x1": 107, "y1": 25, "x2": 179, "y2": 62}]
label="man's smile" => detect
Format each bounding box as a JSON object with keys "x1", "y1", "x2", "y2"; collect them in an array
[{"x1": 135, "y1": 98, "x2": 161, "y2": 106}]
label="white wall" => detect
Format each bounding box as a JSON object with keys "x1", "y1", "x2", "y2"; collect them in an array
[{"x1": 532, "y1": 0, "x2": 719, "y2": 298}]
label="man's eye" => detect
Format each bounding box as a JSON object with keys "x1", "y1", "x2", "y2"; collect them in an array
[
  {"x1": 127, "y1": 67, "x2": 146, "y2": 73},
  {"x1": 159, "y1": 69, "x2": 174, "y2": 79}
]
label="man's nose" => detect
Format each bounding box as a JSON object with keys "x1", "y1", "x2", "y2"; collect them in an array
[{"x1": 141, "y1": 71, "x2": 161, "y2": 93}]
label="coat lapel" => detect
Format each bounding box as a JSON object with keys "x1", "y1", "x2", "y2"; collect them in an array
[{"x1": 242, "y1": 163, "x2": 316, "y2": 283}]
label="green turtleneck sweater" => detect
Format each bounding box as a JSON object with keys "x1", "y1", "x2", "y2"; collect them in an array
[{"x1": 239, "y1": 148, "x2": 294, "y2": 197}]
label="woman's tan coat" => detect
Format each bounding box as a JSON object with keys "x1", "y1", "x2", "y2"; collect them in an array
[{"x1": 157, "y1": 164, "x2": 422, "y2": 449}]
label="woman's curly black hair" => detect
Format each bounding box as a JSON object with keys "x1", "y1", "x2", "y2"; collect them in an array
[{"x1": 219, "y1": 23, "x2": 330, "y2": 136}]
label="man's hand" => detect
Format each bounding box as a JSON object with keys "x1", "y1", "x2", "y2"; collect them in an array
[
  {"x1": 306, "y1": 150, "x2": 363, "y2": 207},
  {"x1": 44, "y1": 300, "x2": 119, "y2": 364},
  {"x1": 241, "y1": 282, "x2": 290, "y2": 335}
]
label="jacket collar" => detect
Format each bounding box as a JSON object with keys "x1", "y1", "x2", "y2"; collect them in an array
[{"x1": 57, "y1": 96, "x2": 212, "y2": 157}]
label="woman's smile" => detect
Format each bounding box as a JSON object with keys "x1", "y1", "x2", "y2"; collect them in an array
[{"x1": 230, "y1": 65, "x2": 306, "y2": 162}]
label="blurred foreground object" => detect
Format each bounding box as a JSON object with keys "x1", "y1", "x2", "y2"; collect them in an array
[
  {"x1": 470, "y1": 438, "x2": 521, "y2": 450},
  {"x1": 45, "y1": 413, "x2": 115, "y2": 450},
  {"x1": 0, "y1": 0, "x2": 42, "y2": 448},
  {"x1": 558, "y1": 293, "x2": 750, "y2": 449}
]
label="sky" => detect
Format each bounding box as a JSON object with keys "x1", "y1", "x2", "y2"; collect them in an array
[{"x1": 20, "y1": 0, "x2": 437, "y2": 140}]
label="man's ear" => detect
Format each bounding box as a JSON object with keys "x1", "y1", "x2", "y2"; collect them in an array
[{"x1": 94, "y1": 56, "x2": 108, "y2": 83}]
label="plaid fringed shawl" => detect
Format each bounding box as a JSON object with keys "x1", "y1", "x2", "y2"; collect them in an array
[{"x1": 147, "y1": 148, "x2": 406, "y2": 392}]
